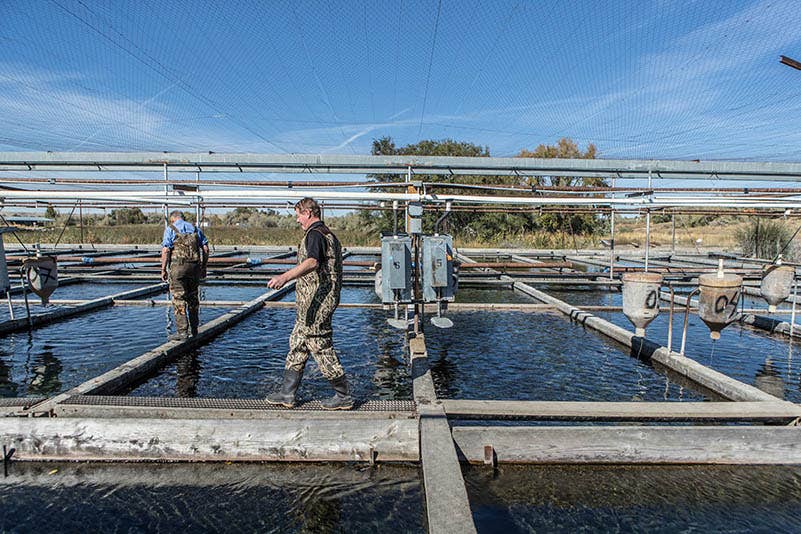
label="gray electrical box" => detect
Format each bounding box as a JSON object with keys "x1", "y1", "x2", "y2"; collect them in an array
[
  {"x1": 379, "y1": 235, "x2": 412, "y2": 303},
  {"x1": 422, "y1": 235, "x2": 457, "y2": 302},
  {"x1": 407, "y1": 202, "x2": 423, "y2": 234}
]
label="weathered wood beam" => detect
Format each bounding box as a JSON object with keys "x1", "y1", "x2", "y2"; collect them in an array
[
  {"x1": 411, "y1": 334, "x2": 477, "y2": 534},
  {"x1": 0, "y1": 416, "x2": 418, "y2": 462},
  {"x1": 442, "y1": 400, "x2": 801, "y2": 423},
  {"x1": 452, "y1": 426, "x2": 801, "y2": 464}
]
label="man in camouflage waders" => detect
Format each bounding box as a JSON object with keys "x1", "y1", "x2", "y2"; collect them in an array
[
  {"x1": 161, "y1": 210, "x2": 209, "y2": 341},
  {"x1": 266, "y1": 197, "x2": 353, "y2": 410}
]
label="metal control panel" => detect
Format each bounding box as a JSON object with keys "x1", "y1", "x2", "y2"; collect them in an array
[
  {"x1": 422, "y1": 235, "x2": 457, "y2": 302},
  {"x1": 379, "y1": 235, "x2": 412, "y2": 303}
]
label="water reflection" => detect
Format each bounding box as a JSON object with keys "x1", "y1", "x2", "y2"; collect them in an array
[
  {"x1": 26, "y1": 346, "x2": 62, "y2": 396},
  {"x1": 1, "y1": 462, "x2": 423, "y2": 532},
  {"x1": 465, "y1": 464, "x2": 801, "y2": 533},
  {"x1": 0, "y1": 357, "x2": 18, "y2": 397},
  {"x1": 175, "y1": 352, "x2": 201, "y2": 398},
  {"x1": 755, "y1": 358, "x2": 785, "y2": 399}
]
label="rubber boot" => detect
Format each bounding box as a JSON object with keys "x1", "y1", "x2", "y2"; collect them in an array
[
  {"x1": 321, "y1": 375, "x2": 354, "y2": 410},
  {"x1": 265, "y1": 368, "x2": 303, "y2": 408},
  {"x1": 188, "y1": 307, "x2": 200, "y2": 337},
  {"x1": 170, "y1": 311, "x2": 190, "y2": 341}
]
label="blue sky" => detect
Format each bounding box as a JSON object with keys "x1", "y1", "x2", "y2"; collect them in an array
[{"x1": 2, "y1": 0, "x2": 801, "y2": 162}]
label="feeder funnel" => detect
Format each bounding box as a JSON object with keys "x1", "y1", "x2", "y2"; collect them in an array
[
  {"x1": 698, "y1": 271, "x2": 742, "y2": 340},
  {"x1": 760, "y1": 264, "x2": 794, "y2": 312},
  {"x1": 621, "y1": 272, "x2": 663, "y2": 336},
  {"x1": 22, "y1": 256, "x2": 58, "y2": 305}
]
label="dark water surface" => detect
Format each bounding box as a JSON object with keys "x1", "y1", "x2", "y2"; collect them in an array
[
  {"x1": 0, "y1": 306, "x2": 230, "y2": 397},
  {"x1": 1, "y1": 462, "x2": 423, "y2": 533},
  {"x1": 465, "y1": 464, "x2": 801, "y2": 533},
  {"x1": 424, "y1": 310, "x2": 702, "y2": 401},
  {"x1": 129, "y1": 290, "x2": 409, "y2": 400},
  {"x1": 548, "y1": 288, "x2": 801, "y2": 403}
]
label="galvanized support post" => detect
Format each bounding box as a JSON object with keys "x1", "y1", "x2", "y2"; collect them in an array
[
  {"x1": 610, "y1": 177, "x2": 615, "y2": 281},
  {"x1": 790, "y1": 278, "x2": 798, "y2": 340},
  {"x1": 645, "y1": 170, "x2": 652, "y2": 272},
  {"x1": 78, "y1": 199, "x2": 84, "y2": 245},
  {"x1": 163, "y1": 163, "x2": 169, "y2": 226},
  {"x1": 195, "y1": 171, "x2": 201, "y2": 225},
  {"x1": 671, "y1": 214, "x2": 676, "y2": 254}
]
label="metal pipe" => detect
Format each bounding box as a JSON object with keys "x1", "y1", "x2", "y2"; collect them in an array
[
  {"x1": 610, "y1": 177, "x2": 615, "y2": 281},
  {"x1": 680, "y1": 288, "x2": 701, "y2": 355},
  {"x1": 667, "y1": 286, "x2": 675, "y2": 352},
  {"x1": 19, "y1": 268, "x2": 31, "y2": 328},
  {"x1": 392, "y1": 200, "x2": 398, "y2": 235},
  {"x1": 6, "y1": 289, "x2": 13, "y2": 320},
  {"x1": 434, "y1": 201, "x2": 452, "y2": 236},
  {"x1": 195, "y1": 171, "x2": 201, "y2": 225},
  {"x1": 671, "y1": 214, "x2": 676, "y2": 254},
  {"x1": 788, "y1": 274, "x2": 798, "y2": 337},
  {"x1": 163, "y1": 163, "x2": 168, "y2": 226}
]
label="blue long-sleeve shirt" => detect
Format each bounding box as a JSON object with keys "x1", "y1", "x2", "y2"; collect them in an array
[{"x1": 161, "y1": 218, "x2": 209, "y2": 249}]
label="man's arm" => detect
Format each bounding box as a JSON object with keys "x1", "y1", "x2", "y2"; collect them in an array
[
  {"x1": 267, "y1": 258, "x2": 318, "y2": 290},
  {"x1": 160, "y1": 247, "x2": 172, "y2": 282}
]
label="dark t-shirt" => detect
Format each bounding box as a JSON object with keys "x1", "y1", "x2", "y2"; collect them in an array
[{"x1": 304, "y1": 221, "x2": 328, "y2": 265}]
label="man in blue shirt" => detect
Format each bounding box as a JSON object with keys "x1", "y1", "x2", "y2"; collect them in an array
[{"x1": 160, "y1": 210, "x2": 209, "y2": 340}]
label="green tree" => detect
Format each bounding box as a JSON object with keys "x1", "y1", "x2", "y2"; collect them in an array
[
  {"x1": 518, "y1": 138, "x2": 605, "y2": 235},
  {"x1": 363, "y1": 137, "x2": 534, "y2": 238},
  {"x1": 44, "y1": 205, "x2": 58, "y2": 220},
  {"x1": 107, "y1": 207, "x2": 146, "y2": 225}
]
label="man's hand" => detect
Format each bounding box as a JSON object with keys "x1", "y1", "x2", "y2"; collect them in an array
[
  {"x1": 161, "y1": 268, "x2": 169, "y2": 282},
  {"x1": 268, "y1": 273, "x2": 290, "y2": 290},
  {"x1": 200, "y1": 264, "x2": 207, "y2": 280}
]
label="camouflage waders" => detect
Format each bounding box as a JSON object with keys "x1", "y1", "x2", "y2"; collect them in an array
[
  {"x1": 284, "y1": 224, "x2": 344, "y2": 379},
  {"x1": 169, "y1": 224, "x2": 201, "y2": 337}
]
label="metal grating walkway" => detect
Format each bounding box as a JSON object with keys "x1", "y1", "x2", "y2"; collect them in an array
[
  {"x1": 63, "y1": 395, "x2": 416, "y2": 413},
  {"x1": 0, "y1": 397, "x2": 44, "y2": 408}
]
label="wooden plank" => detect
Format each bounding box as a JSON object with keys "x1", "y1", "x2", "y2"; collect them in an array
[
  {"x1": 420, "y1": 411, "x2": 477, "y2": 534},
  {"x1": 442, "y1": 400, "x2": 801, "y2": 422},
  {"x1": 410, "y1": 333, "x2": 477, "y2": 534},
  {"x1": 0, "y1": 417, "x2": 418, "y2": 462},
  {"x1": 452, "y1": 425, "x2": 801, "y2": 464}
]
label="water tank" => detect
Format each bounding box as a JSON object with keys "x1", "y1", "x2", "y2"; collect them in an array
[
  {"x1": 23, "y1": 256, "x2": 59, "y2": 305},
  {"x1": 698, "y1": 272, "x2": 742, "y2": 340},
  {"x1": 621, "y1": 272, "x2": 663, "y2": 337},
  {"x1": 760, "y1": 264, "x2": 794, "y2": 313}
]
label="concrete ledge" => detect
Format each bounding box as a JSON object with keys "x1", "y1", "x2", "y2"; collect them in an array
[
  {"x1": 452, "y1": 425, "x2": 801, "y2": 464},
  {"x1": 0, "y1": 416, "x2": 419, "y2": 462}
]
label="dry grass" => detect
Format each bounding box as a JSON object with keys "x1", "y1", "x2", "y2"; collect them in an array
[{"x1": 16, "y1": 217, "x2": 760, "y2": 251}]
